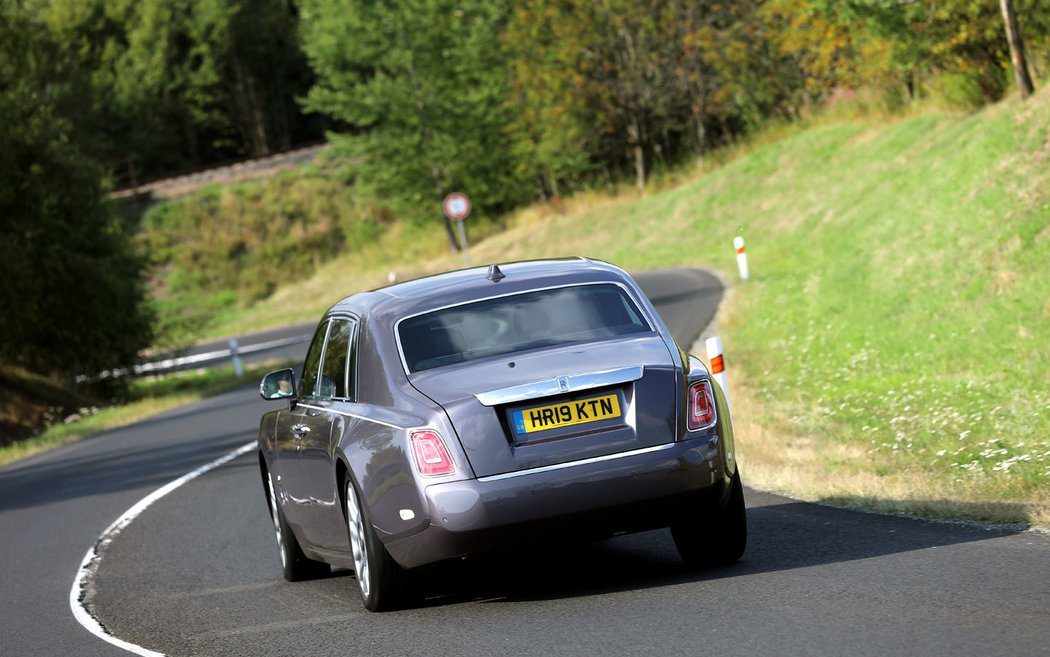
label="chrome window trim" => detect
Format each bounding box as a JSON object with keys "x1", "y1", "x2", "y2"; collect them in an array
[
  {"x1": 309, "y1": 312, "x2": 360, "y2": 402},
  {"x1": 342, "y1": 317, "x2": 360, "y2": 402},
  {"x1": 300, "y1": 319, "x2": 332, "y2": 399},
  {"x1": 394, "y1": 281, "x2": 655, "y2": 376},
  {"x1": 473, "y1": 365, "x2": 644, "y2": 407},
  {"x1": 475, "y1": 443, "x2": 675, "y2": 483},
  {"x1": 296, "y1": 403, "x2": 406, "y2": 431}
]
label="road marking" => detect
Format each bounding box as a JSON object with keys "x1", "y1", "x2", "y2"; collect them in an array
[{"x1": 69, "y1": 440, "x2": 257, "y2": 657}]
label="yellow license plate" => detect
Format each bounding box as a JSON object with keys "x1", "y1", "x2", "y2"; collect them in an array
[{"x1": 513, "y1": 393, "x2": 622, "y2": 435}]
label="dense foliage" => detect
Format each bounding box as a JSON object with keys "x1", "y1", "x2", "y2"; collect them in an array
[
  {"x1": 299, "y1": 0, "x2": 1050, "y2": 201},
  {"x1": 33, "y1": 0, "x2": 323, "y2": 183},
  {"x1": 13, "y1": 0, "x2": 1050, "y2": 207},
  {"x1": 300, "y1": 0, "x2": 528, "y2": 246},
  {"x1": 0, "y1": 7, "x2": 152, "y2": 381}
]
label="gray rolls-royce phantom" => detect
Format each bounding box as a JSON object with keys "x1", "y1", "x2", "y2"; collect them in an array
[{"x1": 257, "y1": 258, "x2": 745, "y2": 611}]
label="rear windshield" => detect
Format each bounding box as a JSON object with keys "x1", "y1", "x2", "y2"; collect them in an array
[{"x1": 398, "y1": 283, "x2": 652, "y2": 373}]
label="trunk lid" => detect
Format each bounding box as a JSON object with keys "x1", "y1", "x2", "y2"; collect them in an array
[{"x1": 407, "y1": 334, "x2": 679, "y2": 478}]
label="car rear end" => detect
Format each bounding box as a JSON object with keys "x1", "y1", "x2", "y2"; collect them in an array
[{"x1": 378, "y1": 262, "x2": 737, "y2": 568}]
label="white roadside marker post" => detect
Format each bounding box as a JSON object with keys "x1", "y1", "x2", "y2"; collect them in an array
[
  {"x1": 705, "y1": 336, "x2": 730, "y2": 411},
  {"x1": 734, "y1": 236, "x2": 749, "y2": 281}
]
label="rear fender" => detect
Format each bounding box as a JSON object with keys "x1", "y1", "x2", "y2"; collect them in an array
[
  {"x1": 685, "y1": 355, "x2": 737, "y2": 484},
  {"x1": 334, "y1": 405, "x2": 463, "y2": 546}
]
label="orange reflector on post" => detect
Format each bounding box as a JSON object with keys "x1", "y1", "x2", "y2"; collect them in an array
[
  {"x1": 734, "y1": 236, "x2": 749, "y2": 281},
  {"x1": 705, "y1": 335, "x2": 731, "y2": 411},
  {"x1": 710, "y1": 354, "x2": 724, "y2": 374}
]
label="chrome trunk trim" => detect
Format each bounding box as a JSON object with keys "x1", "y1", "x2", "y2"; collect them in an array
[{"x1": 473, "y1": 365, "x2": 644, "y2": 407}]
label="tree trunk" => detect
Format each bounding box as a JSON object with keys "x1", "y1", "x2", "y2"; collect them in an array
[
  {"x1": 248, "y1": 77, "x2": 270, "y2": 155},
  {"x1": 180, "y1": 103, "x2": 200, "y2": 164},
  {"x1": 536, "y1": 175, "x2": 549, "y2": 204},
  {"x1": 627, "y1": 118, "x2": 645, "y2": 191},
  {"x1": 230, "y1": 44, "x2": 270, "y2": 156},
  {"x1": 1000, "y1": 0, "x2": 1035, "y2": 98},
  {"x1": 693, "y1": 111, "x2": 706, "y2": 168}
]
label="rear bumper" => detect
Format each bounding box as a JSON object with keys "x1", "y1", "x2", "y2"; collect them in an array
[{"x1": 384, "y1": 434, "x2": 729, "y2": 569}]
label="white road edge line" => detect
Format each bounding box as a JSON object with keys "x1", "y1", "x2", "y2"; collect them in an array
[{"x1": 69, "y1": 440, "x2": 257, "y2": 657}]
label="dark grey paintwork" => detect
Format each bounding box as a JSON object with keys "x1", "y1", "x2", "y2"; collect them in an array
[{"x1": 257, "y1": 258, "x2": 738, "y2": 571}]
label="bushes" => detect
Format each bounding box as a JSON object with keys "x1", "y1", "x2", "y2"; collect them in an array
[{"x1": 139, "y1": 164, "x2": 387, "y2": 346}]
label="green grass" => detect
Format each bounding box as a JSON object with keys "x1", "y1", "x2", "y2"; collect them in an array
[
  {"x1": 0, "y1": 361, "x2": 293, "y2": 467},
  {"x1": 203, "y1": 90, "x2": 1049, "y2": 527}
]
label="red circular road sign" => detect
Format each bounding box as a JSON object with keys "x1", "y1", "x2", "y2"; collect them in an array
[{"x1": 443, "y1": 192, "x2": 471, "y2": 221}]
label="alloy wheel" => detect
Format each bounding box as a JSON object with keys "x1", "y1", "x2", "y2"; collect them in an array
[
  {"x1": 346, "y1": 482, "x2": 370, "y2": 597},
  {"x1": 266, "y1": 472, "x2": 286, "y2": 568}
]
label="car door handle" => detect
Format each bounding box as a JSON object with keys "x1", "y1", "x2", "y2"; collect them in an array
[{"x1": 291, "y1": 423, "x2": 311, "y2": 438}]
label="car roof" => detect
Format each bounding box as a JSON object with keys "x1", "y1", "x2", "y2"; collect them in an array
[{"x1": 325, "y1": 257, "x2": 636, "y2": 324}]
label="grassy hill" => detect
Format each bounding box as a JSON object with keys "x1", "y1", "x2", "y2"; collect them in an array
[{"x1": 199, "y1": 91, "x2": 1049, "y2": 527}]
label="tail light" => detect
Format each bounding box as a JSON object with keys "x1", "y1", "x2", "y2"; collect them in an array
[
  {"x1": 410, "y1": 429, "x2": 456, "y2": 477},
  {"x1": 687, "y1": 380, "x2": 718, "y2": 431}
]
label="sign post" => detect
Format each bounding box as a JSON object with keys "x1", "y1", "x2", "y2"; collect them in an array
[{"x1": 443, "y1": 192, "x2": 472, "y2": 267}]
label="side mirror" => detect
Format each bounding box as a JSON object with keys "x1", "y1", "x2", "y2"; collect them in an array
[{"x1": 260, "y1": 368, "x2": 297, "y2": 401}]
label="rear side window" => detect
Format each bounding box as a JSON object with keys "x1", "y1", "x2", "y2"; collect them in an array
[
  {"x1": 318, "y1": 318, "x2": 356, "y2": 399},
  {"x1": 399, "y1": 283, "x2": 651, "y2": 373}
]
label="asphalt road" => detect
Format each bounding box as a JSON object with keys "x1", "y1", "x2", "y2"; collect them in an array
[{"x1": 1, "y1": 268, "x2": 1047, "y2": 657}]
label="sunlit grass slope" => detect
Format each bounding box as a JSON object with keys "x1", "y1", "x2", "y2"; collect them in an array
[{"x1": 222, "y1": 92, "x2": 1050, "y2": 527}]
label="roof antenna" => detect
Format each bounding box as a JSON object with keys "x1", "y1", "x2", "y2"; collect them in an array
[{"x1": 486, "y1": 264, "x2": 506, "y2": 282}]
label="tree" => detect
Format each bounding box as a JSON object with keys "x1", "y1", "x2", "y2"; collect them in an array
[
  {"x1": 999, "y1": 0, "x2": 1036, "y2": 98},
  {"x1": 38, "y1": 0, "x2": 321, "y2": 182},
  {"x1": 808, "y1": 0, "x2": 1023, "y2": 102},
  {"x1": 0, "y1": 7, "x2": 152, "y2": 381},
  {"x1": 505, "y1": 0, "x2": 777, "y2": 193},
  {"x1": 503, "y1": 1, "x2": 595, "y2": 201},
  {"x1": 300, "y1": 0, "x2": 527, "y2": 249}
]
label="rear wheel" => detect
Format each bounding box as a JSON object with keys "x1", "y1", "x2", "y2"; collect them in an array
[
  {"x1": 671, "y1": 471, "x2": 747, "y2": 567},
  {"x1": 345, "y1": 477, "x2": 405, "y2": 611},
  {"x1": 266, "y1": 469, "x2": 328, "y2": 581}
]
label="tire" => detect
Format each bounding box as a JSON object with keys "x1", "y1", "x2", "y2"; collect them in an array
[
  {"x1": 671, "y1": 471, "x2": 747, "y2": 567},
  {"x1": 344, "y1": 476, "x2": 405, "y2": 611},
  {"x1": 266, "y1": 469, "x2": 329, "y2": 581}
]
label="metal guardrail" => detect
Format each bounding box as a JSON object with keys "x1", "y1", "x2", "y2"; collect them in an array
[
  {"x1": 132, "y1": 334, "x2": 312, "y2": 376},
  {"x1": 79, "y1": 332, "x2": 313, "y2": 383}
]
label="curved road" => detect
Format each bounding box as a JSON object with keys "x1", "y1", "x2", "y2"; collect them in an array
[{"x1": 1, "y1": 268, "x2": 1047, "y2": 657}]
